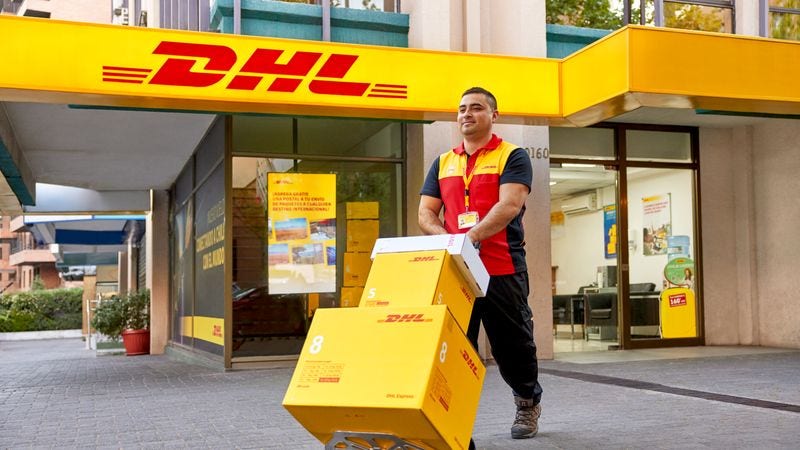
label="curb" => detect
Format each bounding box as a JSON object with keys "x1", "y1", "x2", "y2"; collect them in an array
[{"x1": 0, "y1": 329, "x2": 83, "y2": 341}]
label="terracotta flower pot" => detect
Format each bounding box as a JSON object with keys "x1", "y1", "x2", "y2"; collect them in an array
[{"x1": 121, "y1": 329, "x2": 150, "y2": 356}]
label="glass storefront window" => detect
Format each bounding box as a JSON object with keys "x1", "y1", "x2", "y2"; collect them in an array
[
  {"x1": 550, "y1": 124, "x2": 700, "y2": 353},
  {"x1": 233, "y1": 116, "x2": 294, "y2": 155},
  {"x1": 626, "y1": 129, "x2": 691, "y2": 162},
  {"x1": 231, "y1": 115, "x2": 403, "y2": 358},
  {"x1": 549, "y1": 127, "x2": 615, "y2": 159},
  {"x1": 626, "y1": 168, "x2": 698, "y2": 341},
  {"x1": 550, "y1": 164, "x2": 619, "y2": 351},
  {"x1": 298, "y1": 118, "x2": 403, "y2": 158}
]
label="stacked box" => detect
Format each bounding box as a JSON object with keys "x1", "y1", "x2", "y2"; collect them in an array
[
  {"x1": 283, "y1": 306, "x2": 484, "y2": 450},
  {"x1": 371, "y1": 234, "x2": 489, "y2": 297},
  {"x1": 342, "y1": 202, "x2": 379, "y2": 308},
  {"x1": 343, "y1": 251, "x2": 372, "y2": 287},
  {"x1": 340, "y1": 286, "x2": 364, "y2": 308},
  {"x1": 360, "y1": 249, "x2": 475, "y2": 334},
  {"x1": 346, "y1": 219, "x2": 379, "y2": 252},
  {"x1": 284, "y1": 235, "x2": 489, "y2": 448},
  {"x1": 346, "y1": 201, "x2": 379, "y2": 219}
]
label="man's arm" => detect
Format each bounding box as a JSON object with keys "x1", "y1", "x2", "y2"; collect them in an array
[
  {"x1": 465, "y1": 182, "x2": 528, "y2": 244},
  {"x1": 418, "y1": 195, "x2": 448, "y2": 235}
]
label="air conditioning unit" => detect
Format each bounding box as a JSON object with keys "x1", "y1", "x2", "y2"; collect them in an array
[{"x1": 561, "y1": 192, "x2": 598, "y2": 215}]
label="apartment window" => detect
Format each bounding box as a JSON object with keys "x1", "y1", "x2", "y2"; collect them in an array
[
  {"x1": 660, "y1": 1, "x2": 734, "y2": 33},
  {"x1": 761, "y1": 1, "x2": 800, "y2": 40}
]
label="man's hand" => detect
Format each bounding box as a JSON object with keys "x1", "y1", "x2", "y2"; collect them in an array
[{"x1": 418, "y1": 195, "x2": 448, "y2": 235}]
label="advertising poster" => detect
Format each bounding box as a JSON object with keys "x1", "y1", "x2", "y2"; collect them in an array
[
  {"x1": 642, "y1": 193, "x2": 671, "y2": 256},
  {"x1": 603, "y1": 205, "x2": 617, "y2": 259},
  {"x1": 667, "y1": 235, "x2": 691, "y2": 261},
  {"x1": 267, "y1": 173, "x2": 336, "y2": 294},
  {"x1": 664, "y1": 257, "x2": 695, "y2": 290}
]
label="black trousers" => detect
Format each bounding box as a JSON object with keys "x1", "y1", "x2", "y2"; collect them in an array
[{"x1": 466, "y1": 271, "x2": 543, "y2": 404}]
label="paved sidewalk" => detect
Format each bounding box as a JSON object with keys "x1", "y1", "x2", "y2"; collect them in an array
[{"x1": 1, "y1": 338, "x2": 799, "y2": 449}]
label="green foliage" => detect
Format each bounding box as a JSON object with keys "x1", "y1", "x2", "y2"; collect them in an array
[
  {"x1": 31, "y1": 276, "x2": 46, "y2": 291},
  {"x1": 0, "y1": 288, "x2": 83, "y2": 332},
  {"x1": 546, "y1": 0, "x2": 624, "y2": 30},
  {"x1": 770, "y1": 0, "x2": 800, "y2": 40},
  {"x1": 90, "y1": 290, "x2": 150, "y2": 340},
  {"x1": 664, "y1": 3, "x2": 725, "y2": 33}
]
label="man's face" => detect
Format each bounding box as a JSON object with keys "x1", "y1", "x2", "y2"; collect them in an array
[{"x1": 457, "y1": 93, "x2": 497, "y2": 138}]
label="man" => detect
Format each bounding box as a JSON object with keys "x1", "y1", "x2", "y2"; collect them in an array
[{"x1": 418, "y1": 87, "x2": 543, "y2": 440}]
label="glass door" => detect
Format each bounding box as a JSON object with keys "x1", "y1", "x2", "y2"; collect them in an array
[{"x1": 550, "y1": 163, "x2": 619, "y2": 352}]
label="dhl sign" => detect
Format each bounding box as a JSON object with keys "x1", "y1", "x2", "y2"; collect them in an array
[
  {"x1": 103, "y1": 41, "x2": 407, "y2": 99},
  {"x1": 0, "y1": 15, "x2": 560, "y2": 122},
  {"x1": 2, "y1": 16, "x2": 800, "y2": 125}
]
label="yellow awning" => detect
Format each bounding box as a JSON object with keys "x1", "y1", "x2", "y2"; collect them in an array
[{"x1": 1, "y1": 16, "x2": 799, "y2": 126}]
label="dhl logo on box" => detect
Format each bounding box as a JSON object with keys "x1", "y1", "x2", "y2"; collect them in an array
[
  {"x1": 360, "y1": 250, "x2": 475, "y2": 333},
  {"x1": 283, "y1": 306, "x2": 484, "y2": 450}
]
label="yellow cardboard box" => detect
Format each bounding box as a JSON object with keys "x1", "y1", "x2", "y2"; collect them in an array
[
  {"x1": 360, "y1": 250, "x2": 476, "y2": 334},
  {"x1": 340, "y1": 286, "x2": 363, "y2": 308},
  {"x1": 346, "y1": 201, "x2": 379, "y2": 219},
  {"x1": 346, "y1": 219, "x2": 379, "y2": 252},
  {"x1": 371, "y1": 234, "x2": 489, "y2": 297},
  {"x1": 283, "y1": 306, "x2": 485, "y2": 450},
  {"x1": 343, "y1": 252, "x2": 372, "y2": 287}
]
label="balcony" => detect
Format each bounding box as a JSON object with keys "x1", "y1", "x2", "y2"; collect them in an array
[{"x1": 10, "y1": 237, "x2": 55, "y2": 266}]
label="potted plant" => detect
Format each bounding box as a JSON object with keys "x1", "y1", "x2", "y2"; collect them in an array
[{"x1": 91, "y1": 289, "x2": 150, "y2": 356}]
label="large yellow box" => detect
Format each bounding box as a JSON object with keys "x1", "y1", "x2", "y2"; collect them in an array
[
  {"x1": 340, "y1": 286, "x2": 363, "y2": 308},
  {"x1": 346, "y1": 201, "x2": 379, "y2": 219},
  {"x1": 346, "y1": 219, "x2": 379, "y2": 252},
  {"x1": 360, "y1": 250, "x2": 476, "y2": 334},
  {"x1": 343, "y1": 252, "x2": 372, "y2": 287},
  {"x1": 283, "y1": 306, "x2": 485, "y2": 450}
]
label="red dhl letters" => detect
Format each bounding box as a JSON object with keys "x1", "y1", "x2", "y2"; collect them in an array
[
  {"x1": 378, "y1": 313, "x2": 433, "y2": 323},
  {"x1": 409, "y1": 256, "x2": 437, "y2": 262},
  {"x1": 102, "y1": 41, "x2": 408, "y2": 99},
  {"x1": 461, "y1": 349, "x2": 480, "y2": 379}
]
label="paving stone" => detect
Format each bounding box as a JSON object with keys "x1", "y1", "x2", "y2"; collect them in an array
[{"x1": 1, "y1": 338, "x2": 799, "y2": 449}]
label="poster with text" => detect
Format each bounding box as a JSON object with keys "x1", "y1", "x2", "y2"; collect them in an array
[
  {"x1": 642, "y1": 193, "x2": 671, "y2": 256},
  {"x1": 604, "y1": 205, "x2": 617, "y2": 259},
  {"x1": 267, "y1": 173, "x2": 336, "y2": 294}
]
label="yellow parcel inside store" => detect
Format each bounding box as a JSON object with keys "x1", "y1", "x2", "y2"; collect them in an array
[{"x1": 283, "y1": 305, "x2": 485, "y2": 450}]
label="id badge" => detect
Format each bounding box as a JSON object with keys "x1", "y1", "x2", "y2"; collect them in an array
[{"x1": 457, "y1": 211, "x2": 480, "y2": 229}]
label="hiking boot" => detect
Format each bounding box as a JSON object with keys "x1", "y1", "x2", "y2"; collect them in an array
[{"x1": 511, "y1": 396, "x2": 541, "y2": 439}]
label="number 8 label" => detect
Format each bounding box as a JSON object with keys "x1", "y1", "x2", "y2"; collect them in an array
[
  {"x1": 439, "y1": 341, "x2": 448, "y2": 363},
  {"x1": 309, "y1": 335, "x2": 324, "y2": 354}
]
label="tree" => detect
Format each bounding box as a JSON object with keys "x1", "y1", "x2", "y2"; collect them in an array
[
  {"x1": 664, "y1": 3, "x2": 726, "y2": 33},
  {"x1": 546, "y1": 0, "x2": 624, "y2": 30}
]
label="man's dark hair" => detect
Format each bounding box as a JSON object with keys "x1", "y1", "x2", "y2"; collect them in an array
[{"x1": 462, "y1": 87, "x2": 497, "y2": 111}]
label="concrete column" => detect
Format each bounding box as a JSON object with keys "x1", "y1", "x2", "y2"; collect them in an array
[
  {"x1": 127, "y1": 241, "x2": 137, "y2": 292},
  {"x1": 735, "y1": 0, "x2": 760, "y2": 37},
  {"x1": 731, "y1": 127, "x2": 759, "y2": 345},
  {"x1": 147, "y1": 189, "x2": 170, "y2": 355},
  {"x1": 117, "y1": 251, "x2": 128, "y2": 296}
]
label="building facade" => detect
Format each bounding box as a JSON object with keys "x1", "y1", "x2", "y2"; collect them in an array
[{"x1": 1, "y1": 0, "x2": 799, "y2": 368}]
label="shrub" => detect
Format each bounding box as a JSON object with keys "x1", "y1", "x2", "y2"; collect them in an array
[
  {"x1": 0, "y1": 288, "x2": 83, "y2": 332},
  {"x1": 90, "y1": 290, "x2": 150, "y2": 340}
]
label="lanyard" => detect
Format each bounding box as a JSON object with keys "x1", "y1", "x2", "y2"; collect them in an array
[{"x1": 461, "y1": 151, "x2": 485, "y2": 210}]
